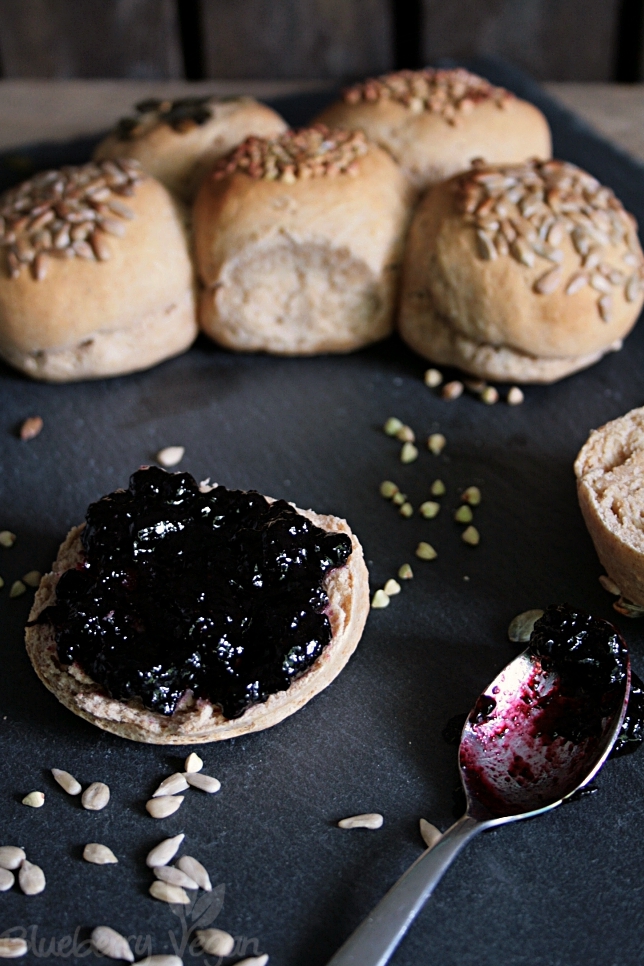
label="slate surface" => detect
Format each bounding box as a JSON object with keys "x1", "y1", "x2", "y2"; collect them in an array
[{"x1": 1, "y1": 60, "x2": 644, "y2": 966}]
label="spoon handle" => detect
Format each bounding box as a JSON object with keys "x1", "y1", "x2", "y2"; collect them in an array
[{"x1": 326, "y1": 813, "x2": 483, "y2": 966}]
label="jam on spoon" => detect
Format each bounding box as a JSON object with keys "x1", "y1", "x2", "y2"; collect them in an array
[
  {"x1": 37, "y1": 466, "x2": 352, "y2": 719},
  {"x1": 326, "y1": 605, "x2": 632, "y2": 966}
]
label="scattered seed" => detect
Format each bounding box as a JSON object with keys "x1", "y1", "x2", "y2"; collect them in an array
[
  {"x1": 0, "y1": 939, "x2": 27, "y2": 958},
  {"x1": 392, "y1": 491, "x2": 407, "y2": 506},
  {"x1": 383, "y1": 417, "x2": 403, "y2": 436},
  {"x1": 508, "y1": 609, "x2": 544, "y2": 642},
  {"x1": 480, "y1": 386, "x2": 498, "y2": 405},
  {"x1": 156, "y1": 446, "x2": 185, "y2": 468},
  {"x1": 152, "y1": 774, "x2": 189, "y2": 798},
  {"x1": 146, "y1": 796, "x2": 184, "y2": 819},
  {"x1": 424, "y1": 368, "x2": 443, "y2": 388},
  {"x1": 0, "y1": 847, "x2": 25, "y2": 870},
  {"x1": 419, "y1": 501, "x2": 440, "y2": 519},
  {"x1": 83, "y1": 843, "x2": 118, "y2": 865},
  {"x1": 0, "y1": 868, "x2": 15, "y2": 891},
  {"x1": 371, "y1": 589, "x2": 390, "y2": 609},
  {"x1": 599, "y1": 574, "x2": 621, "y2": 596},
  {"x1": 236, "y1": 957, "x2": 268, "y2": 966},
  {"x1": 184, "y1": 773, "x2": 221, "y2": 794},
  {"x1": 136, "y1": 958, "x2": 183, "y2": 966},
  {"x1": 18, "y1": 859, "x2": 45, "y2": 895},
  {"x1": 441, "y1": 381, "x2": 463, "y2": 400},
  {"x1": 383, "y1": 579, "x2": 401, "y2": 596},
  {"x1": 461, "y1": 525, "x2": 480, "y2": 546},
  {"x1": 10, "y1": 580, "x2": 26, "y2": 598},
  {"x1": 427, "y1": 433, "x2": 446, "y2": 455},
  {"x1": 51, "y1": 768, "x2": 82, "y2": 795},
  {"x1": 184, "y1": 753, "x2": 203, "y2": 774},
  {"x1": 0, "y1": 531, "x2": 16, "y2": 548},
  {"x1": 419, "y1": 819, "x2": 442, "y2": 850},
  {"x1": 379, "y1": 480, "x2": 398, "y2": 499},
  {"x1": 430, "y1": 479, "x2": 446, "y2": 497},
  {"x1": 462, "y1": 486, "x2": 481, "y2": 506},
  {"x1": 398, "y1": 563, "x2": 413, "y2": 580},
  {"x1": 507, "y1": 386, "x2": 524, "y2": 405},
  {"x1": 22, "y1": 791, "x2": 44, "y2": 808},
  {"x1": 454, "y1": 505, "x2": 473, "y2": 524},
  {"x1": 338, "y1": 813, "x2": 383, "y2": 830},
  {"x1": 82, "y1": 782, "x2": 110, "y2": 811},
  {"x1": 399, "y1": 502, "x2": 413, "y2": 518},
  {"x1": 146, "y1": 833, "x2": 185, "y2": 868},
  {"x1": 154, "y1": 865, "x2": 198, "y2": 890},
  {"x1": 90, "y1": 927, "x2": 134, "y2": 962},
  {"x1": 19, "y1": 416, "x2": 43, "y2": 441},
  {"x1": 196, "y1": 930, "x2": 235, "y2": 957},
  {"x1": 415, "y1": 542, "x2": 437, "y2": 561},
  {"x1": 22, "y1": 570, "x2": 41, "y2": 587},
  {"x1": 396, "y1": 425, "x2": 415, "y2": 443},
  {"x1": 176, "y1": 855, "x2": 212, "y2": 891},
  {"x1": 149, "y1": 880, "x2": 190, "y2": 904},
  {"x1": 400, "y1": 442, "x2": 418, "y2": 463}
]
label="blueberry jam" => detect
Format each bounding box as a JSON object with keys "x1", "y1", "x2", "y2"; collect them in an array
[{"x1": 37, "y1": 467, "x2": 352, "y2": 719}]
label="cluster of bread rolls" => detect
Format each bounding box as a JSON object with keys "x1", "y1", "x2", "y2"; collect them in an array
[{"x1": 0, "y1": 69, "x2": 641, "y2": 383}]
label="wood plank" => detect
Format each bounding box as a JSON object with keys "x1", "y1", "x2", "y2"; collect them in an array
[
  {"x1": 0, "y1": 0, "x2": 184, "y2": 78},
  {"x1": 200, "y1": 0, "x2": 393, "y2": 79},
  {"x1": 421, "y1": 0, "x2": 621, "y2": 82}
]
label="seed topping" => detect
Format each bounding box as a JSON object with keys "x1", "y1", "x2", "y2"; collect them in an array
[{"x1": 115, "y1": 95, "x2": 216, "y2": 140}]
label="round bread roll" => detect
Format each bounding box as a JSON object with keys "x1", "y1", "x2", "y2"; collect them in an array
[
  {"x1": 399, "y1": 159, "x2": 644, "y2": 383},
  {"x1": 193, "y1": 125, "x2": 414, "y2": 355},
  {"x1": 0, "y1": 160, "x2": 197, "y2": 382},
  {"x1": 94, "y1": 95, "x2": 287, "y2": 203},
  {"x1": 25, "y1": 493, "x2": 369, "y2": 744},
  {"x1": 315, "y1": 68, "x2": 551, "y2": 190},
  {"x1": 575, "y1": 406, "x2": 644, "y2": 609}
]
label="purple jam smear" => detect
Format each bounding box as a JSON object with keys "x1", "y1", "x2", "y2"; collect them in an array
[{"x1": 37, "y1": 467, "x2": 352, "y2": 719}]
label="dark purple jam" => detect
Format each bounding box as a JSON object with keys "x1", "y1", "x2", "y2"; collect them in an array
[{"x1": 37, "y1": 467, "x2": 352, "y2": 719}]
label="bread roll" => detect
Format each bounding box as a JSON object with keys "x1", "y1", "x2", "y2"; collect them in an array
[
  {"x1": 94, "y1": 96, "x2": 287, "y2": 202},
  {"x1": 399, "y1": 159, "x2": 644, "y2": 383},
  {"x1": 25, "y1": 490, "x2": 369, "y2": 744},
  {"x1": 193, "y1": 125, "x2": 414, "y2": 355},
  {"x1": 0, "y1": 160, "x2": 197, "y2": 382},
  {"x1": 315, "y1": 68, "x2": 551, "y2": 190},
  {"x1": 575, "y1": 406, "x2": 644, "y2": 608}
]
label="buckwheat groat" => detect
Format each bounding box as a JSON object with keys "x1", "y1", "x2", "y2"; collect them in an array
[
  {"x1": 575, "y1": 406, "x2": 644, "y2": 608},
  {"x1": 399, "y1": 159, "x2": 644, "y2": 383},
  {"x1": 193, "y1": 125, "x2": 414, "y2": 355},
  {"x1": 315, "y1": 68, "x2": 551, "y2": 190},
  {"x1": 94, "y1": 96, "x2": 287, "y2": 203},
  {"x1": 0, "y1": 160, "x2": 197, "y2": 382}
]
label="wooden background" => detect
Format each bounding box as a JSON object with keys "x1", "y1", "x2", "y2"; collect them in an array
[{"x1": 0, "y1": 0, "x2": 639, "y2": 82}]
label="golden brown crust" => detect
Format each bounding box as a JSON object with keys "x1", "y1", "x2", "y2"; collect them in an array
[
  {"x1": 575, "y1": 407, "x2": 644, "y2": 606},
  {"x1": 25, "y1": 503, "x2": 370, "y2": 744},
  {"x1": 94, "y1": 98, "x2": 287, "y2": 202},
  {"x1": 193, "y1": 137, "x2": 414, "y2": 355},
  {"x1": 0, "y1": 173, "x2": 197, "y2": 382}
]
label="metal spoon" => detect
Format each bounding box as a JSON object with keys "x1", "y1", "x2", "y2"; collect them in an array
[{"x1": 326, "y1": 618, "x2": 631, "y2": 966}]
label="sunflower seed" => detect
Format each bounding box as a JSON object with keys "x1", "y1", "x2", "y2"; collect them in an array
[
  {"x1": 476, "y1": 230, "x2": 497, "y2": 260},
  {"x1": 599, "y1": 574, "x2": 621, "y2": 595},
  {"x1": 90, "y1": 927, "x2": 134, "y2": 962},
  {"x1": 510, "y1": 238, "x2": 535, "y2": 267},
  {"x1": 146, "y1": 796, "x2": 184, "y2": 819},
  {"x1": 338, "y1": 813, "x2": 383, "y2": 830},
  {"x1": 136, "y1": 958, "x2": 183, "y2": 966},
  {"x1": 149, "y1": 881, "x2": 190, "y2": 905},
  {"x1": 146, "y1": 834, "x2": 185, "y2": 868},
  {"x1": 565, "y1": 272, "x2": 587, "y2": 295},
  {"x1": 419, "y1": 818, "x2": 442, "y2": 850},
  {"x1": 22, "y1": 791, "x2": 44, "y2": 807},
  {"x1": 507, "y1": 386, "x2": 524, "y2": 406},
  {"x1": 598, "y1": 294, "x2": 612, "y2": 322},
  {"x1": 371, "y1": 589, "x2": 389, "y2": 609},
  {"x1": 0, "y1": 868, "x2": 15, "y2": 890},
  {"x1": 82, "y1": 782, "x2": 110, "y2": 811},
  {"x1": 20, "y1": 416, "x2": 43, "y2": 440},
  {"x1": 0, "y1": 847, "x2": 25, "y2": 870},
  {"x1": 152, "y1": 774, "x2": 189, "y2": 798},
  {"x1": 626, "y1": 274, "x2": 642, "y2": 302},
  {"x1": 196, "y1": 930, "x2": 235, "y2": 957},
  {"x1": 441, "y1": 381, "x2": 463, "y2": 400},
  {"x1": 184, "y1": 772, "x2": 221, "y2": 794},
  {"x1": 176, "y1": 855, "x2": 212, "y2": 891},
  {"x1": 154, "y1": 866, "x2": 198, "y2": 890},
  {"x1": 83, "y1": 843, "x2": 118, "y2": 865},
  {"x1": 508, "y1": 609, "x2": 544, "y2": 643},
  {"x1": 590, "y1": 272, "x2": 611, "y2": 294},
  {"x1": 18, "y1": 859, "x2": 46, "y2": 895},
  {"x1": 51, "y1": 768, "x2": 82, "y2": 796},
  {"x1": 236, "y1": 958, "x2": 268, "y2": 966},
  {"x1": 91, "y1": 230, "x2": 111, "y2": 260},
  {"x1": 0, "y1": 939, "x2": 27, "y2": 958},
  {"x1": 533, "y1": 266, "x2": 562, "y2": 294},
  {"x1": 613, "y1": 596, "x2": 644, "y2": 618}
]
